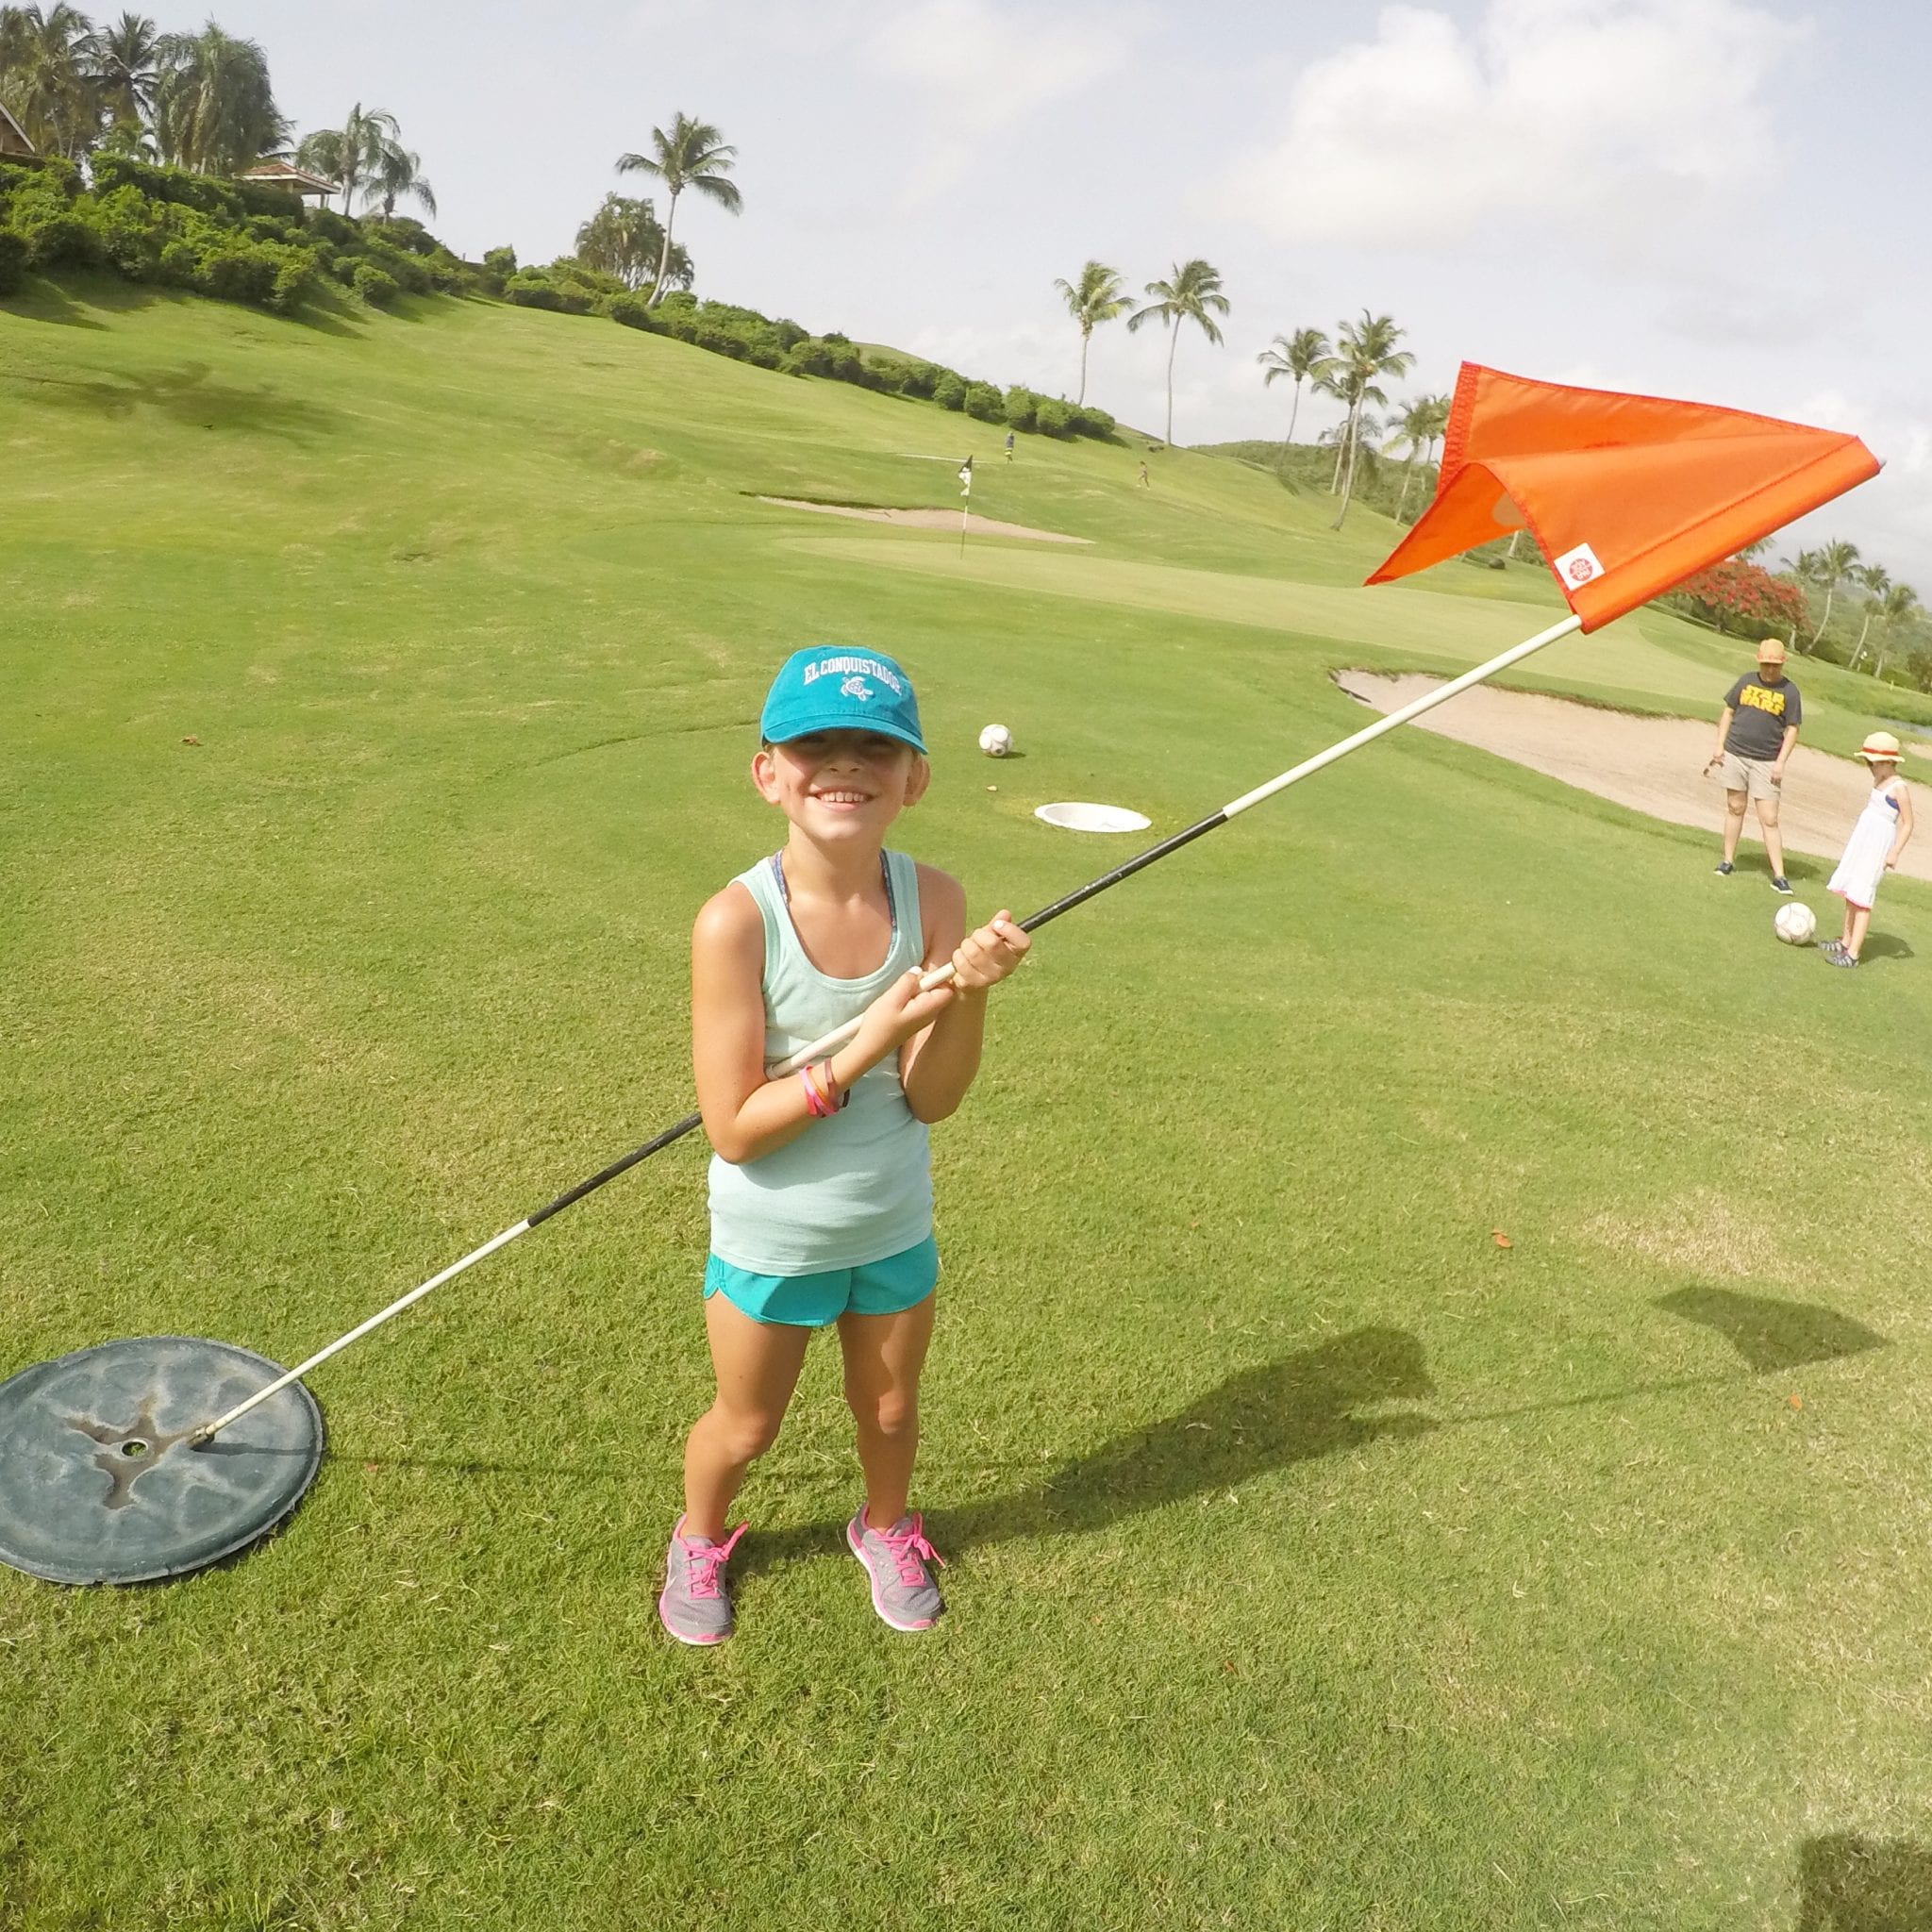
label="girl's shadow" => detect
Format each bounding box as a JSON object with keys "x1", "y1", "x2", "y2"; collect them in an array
[{"x1": 737, "y1": 1326, "x2": 1435, "y2": 1579}]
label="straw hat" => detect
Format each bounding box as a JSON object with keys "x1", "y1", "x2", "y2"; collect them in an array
[
  {"x1": 1755, "y1": 639, "x2": 1787, "y2": 663},
  {"x1": 1857, "y1": 731, "x2": 1904, "y2": 763}
]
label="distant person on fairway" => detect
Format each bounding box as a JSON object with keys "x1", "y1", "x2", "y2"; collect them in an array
[
  {"x1": 1705, "y1": 639, "x2": 1801, "y2": 892},
  {"x1": 660, "y1": 648, "x2": 1029, "y2": 1644},
  {"x1": 1824, "y1": 731, "x2": 1914, "y2": 967},
  {"x1": 1004, "y1": 429, "x2": 1015, "y2": 461},
  {"x1": 1137, "y1": 460, "x2": 1149, "y2": 488}
]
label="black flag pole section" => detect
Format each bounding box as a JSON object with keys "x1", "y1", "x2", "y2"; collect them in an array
[{"x1": 194, "y1": 610, "x2": 1582, "y2": 1443}]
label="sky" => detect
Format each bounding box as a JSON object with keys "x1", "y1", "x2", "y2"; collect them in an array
[{"x1": 208, "y1": 0, "x2": 1927, "y2": 584}]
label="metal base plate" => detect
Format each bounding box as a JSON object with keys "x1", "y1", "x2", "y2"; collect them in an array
[{"x1": 0, "y1": 1337, "x2": 325, "y2": 1586}]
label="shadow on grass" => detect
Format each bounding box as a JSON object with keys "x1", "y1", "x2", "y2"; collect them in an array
[
  {"x1": 3, "y1": 360, "x2": 337, "y2": 441},
  {"x1": 1860, "y1": 930, "x2": 1914, "y2": 961},
  {"x1": 1797, "y1": 1833, "x2": 1932, "y2": 1930},
  {"x1": 738, "y1": 1325, "x2": 1436, "y2": 1580},
  {"x1": 1656, "y1": 1288, "x2": 1888, "y2": 1374}
]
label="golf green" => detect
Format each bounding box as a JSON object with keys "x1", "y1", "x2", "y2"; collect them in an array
[{"x1": 3, "y1": 277, "x2": 1929, "y2": 1932}]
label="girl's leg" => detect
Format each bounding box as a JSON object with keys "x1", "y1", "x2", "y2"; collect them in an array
[
  {"x1": 682, "y1": 1292, "x2": 812, "y2": 1540},
  {"x1": 838, "y1": 1292, "x2": 937, "y2": 1529},
  {"x1": 1845, "y1": 905, "x2": 1872, "y2": 960}
]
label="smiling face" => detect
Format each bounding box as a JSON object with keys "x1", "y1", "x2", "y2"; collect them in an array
[{"x1": 753, "y1": 728, "x2": 928, "y2": 842}]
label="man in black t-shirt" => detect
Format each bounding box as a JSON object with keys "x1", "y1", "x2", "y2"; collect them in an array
[{"x1": 1703, "y1": 639, "x2": 1801, "y2": 892}]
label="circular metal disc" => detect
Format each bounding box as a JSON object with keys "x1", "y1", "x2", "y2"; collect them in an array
[{"x1": 0, "y1": 1337, "x2": 324, "y2": 1586}]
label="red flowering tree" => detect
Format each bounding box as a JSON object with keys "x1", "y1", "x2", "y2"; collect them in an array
[{"x1": 1673, "y1": 558, "x2": 1809, "y2": 640}]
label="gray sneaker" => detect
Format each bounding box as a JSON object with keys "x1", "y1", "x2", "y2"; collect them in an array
[
  {"x1": 658, "y1": 1515, "x2": 746, "y2": 1645},
  {"x1": 847, "y1": 1508, "x2": 945, "y2": 1631}
]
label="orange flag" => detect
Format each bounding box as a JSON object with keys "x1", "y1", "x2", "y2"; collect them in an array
[{"x1": 1366, "y1": 364, "x2": 1879, "y2": 631}]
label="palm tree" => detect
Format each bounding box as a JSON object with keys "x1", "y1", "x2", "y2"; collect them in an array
[
  {"x1": 1126, "y1": 258, "x2": 1230, "y2": 447},
  {"x1": 1802, "y1": 539, "x2": 1861, "y2": 650},
  {"x1": 81, "y1": 10, "x2": 159, "y2": 138},
  {"x1": 616, "y1": 112, "x2": 740, "y2": 303},
  {"x1": 1872, "y1": 582, "x2": 1919, "y2": 682},
  {"x1": 1386, "y1": 391, "x2": 1451, "y2": 519},
  {"x1": 294, "y1": 103, "x2": 399, "y2": 216},
  {"x1": 1051, "y1": 260, "x2": 1129, "y2": 407},
  {"x1": 0, "y1": 4, "x2": 95, "y2": 158},
  {"x1": 575, "y1": 192, "x2": 691, "y2": 291},
  {"x1": 369, "y1": 139, "x2": 435, "y2": 221},
  {"x1": 1257, "y1": 327, "x2": 1332, "y2": 451},
  {"x1": 1847, "y1": 562, "x2": 1890, "y2": 670},
  {"x1": 1325, "y1": 311, "x2": 1413, "y2": 529},
  {"x1": 152, "y1": 23, "x2": 284, "y2": 174}
]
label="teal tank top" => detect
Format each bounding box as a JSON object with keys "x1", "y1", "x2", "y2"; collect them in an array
[{"x1": 706, "y1": 848, "x2": 934, "y2": 1274}]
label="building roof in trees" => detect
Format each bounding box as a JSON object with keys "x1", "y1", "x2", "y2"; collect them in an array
[
  {"x1": 0, "y1": 102, "x2": 35, "y2": 158},
  {"x1": 237, "y1": 159, "x2": 337, "y2": 198}
]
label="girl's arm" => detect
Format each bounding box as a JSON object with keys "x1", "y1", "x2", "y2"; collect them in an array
[
  {"x1": 899, "y1": 866, "x2": 1029, "y2": 1124},
  {"x1": 692, "y1": 884, "x2": 953, "y2": 1164},
  {"x1": 1887, "y1": 783, "x2": 1914, "y2": 866}
]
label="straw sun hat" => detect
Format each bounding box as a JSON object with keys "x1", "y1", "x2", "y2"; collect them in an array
[{"x1": 1857, "y1": 731, "x2": 1904, "y2": 763}]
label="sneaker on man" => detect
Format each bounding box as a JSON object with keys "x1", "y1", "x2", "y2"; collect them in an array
[
  {"x1": 658, "y1": 1515, "x2": 747, "y2": 1646},
  {"x1": 1772, "y1": 875, "x2": 1794, "y2": 895},
  {"x1": 1713, "y1": 860, "x2": 1735, "y2": 876},
  {"x1": 847, "y1": 1507, "x2": 945, "y2": 1632}
]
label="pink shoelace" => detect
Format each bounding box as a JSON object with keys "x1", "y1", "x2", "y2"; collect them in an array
[
  {"x1": 678, "y1": 1521, "x2": 746, "y2": 1599},
  {"x1": 876, "y1": 1513, "x2": 945, "y2": 1586}
]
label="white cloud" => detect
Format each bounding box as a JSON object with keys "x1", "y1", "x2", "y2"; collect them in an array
[
  {"x1": 866, "y1": 0, "x2": 1153, "y2": 201},
  {"x1": 1226, "y1": 0, "x2": 1804, "y2": 251}
]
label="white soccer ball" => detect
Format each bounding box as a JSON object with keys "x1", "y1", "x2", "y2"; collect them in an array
[
  {"x1": 978, "y1": 724, "x2": 1013, "y2": 758},
  {"x1": 1774, "y1": 901, "x2": 1817, "y2": 946}
]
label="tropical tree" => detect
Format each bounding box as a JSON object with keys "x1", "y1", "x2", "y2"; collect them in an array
[
  {"x1": 1126, "y1": 258, "x2": 1229, "y2": 447},
  {"x1": 1798, "y1": 539, "x2": 1861, "y2": 650},
  {"x1": 82, "y1": 9, "x2": 158, "y2": 137},
  {"x1": 368, "y1": 137, "x2": 434, "y2": 220},
  {"x1": 1847, "y1": 562, "x2": 1890, "y2": 670},
  {"x1": 1872, "y1": 582, "x2": 1920, "y2": 682},
  {"x1": 1051, "y1": 259, "x2": 1129, "y2": 407},
  {"x1": 1324, "y1": 311, "x2": 1413, "y2": 529},
  {"x1": 0, "y1": 3, "x2": 96, "y2": 158},
  {"x1": 294, "y1": 103, "x2": 399, "y2": 216},
  {"x1": 615, "y1": 111, "x2": 740, "y2": 303},
  {"x1": 575, "y1": 192, "x2": 691, "y2": 291},
  {"x1": 152, "y1": 22, "x2": 284, "y2": 174},
  {"x1": 1256, "y1": 326, "x2": 1332, "y2": 451},
  {"x1": 1386, "y1": 391, "x2": 1451, "y2": 519}
]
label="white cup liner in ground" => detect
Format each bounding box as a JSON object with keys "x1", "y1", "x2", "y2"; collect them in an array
[{"x1": 1033, "y1": 801, "x2": 1152, "y2": 834}]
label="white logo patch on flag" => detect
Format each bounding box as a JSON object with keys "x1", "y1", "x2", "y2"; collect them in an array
[{"x1": 1554, "y1": 541, "x2": 1605, "y2": 588}]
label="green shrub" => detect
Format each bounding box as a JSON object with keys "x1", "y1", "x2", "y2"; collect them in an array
[
  {"x1": 352, "y1": 261, "x2": 400, "y2": 308},
  {"x1": 1036, "y1": 397, "x2": 1074, "y2": 437},
  {"x1": 933, "y1": 372, "x2": 967, "y2": 411},
  {"x1": 608, "y1": 291, "x2": 655, "y2": 330},
  {"x1": 18, "y1": 209, "x2": 101, "y2": 271},
  {"x1": 482, "y1": 244, "x2": 516, "y2": 275},
  {"x1": 1003, "y1": 385, "x2": 1041, "y2": 432},
  {"x1": 963, "y1": 380, "x2": 1004, "y2": 424},
  {"x1": 1070, "y1": 403, "x2": 1117, "y2": 441},
  {"x1": 0, "y1": 229, "x2": 27, "y2": 296},
  {"x1": 199, "y1": 240, "x2": 280, "y2": 306},
  {"x1": 894, "y1": 360, "x2": 941, "y2": 400}
]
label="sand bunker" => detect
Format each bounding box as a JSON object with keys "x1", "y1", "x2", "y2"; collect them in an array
[
  {"x1": 757, "y1": 496, "x2": 1089, "y2": 544},
  {"x1": 1335, "y1": 671, "x2": 1932, "y2": 887}
]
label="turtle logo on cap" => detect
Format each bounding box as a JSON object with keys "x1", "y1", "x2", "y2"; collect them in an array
[{"x1": 840, "y1": 675, "x2": 875, "y2": 703}]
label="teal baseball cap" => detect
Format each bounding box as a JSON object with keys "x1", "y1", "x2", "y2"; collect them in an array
[{"x1": 759, "y1": 647, "x2": 926, "y2": 753}]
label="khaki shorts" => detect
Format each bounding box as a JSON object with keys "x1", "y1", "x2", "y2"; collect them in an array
[{"x1": 1721, "y1": 752, "x2": 1781, "y2": 801}]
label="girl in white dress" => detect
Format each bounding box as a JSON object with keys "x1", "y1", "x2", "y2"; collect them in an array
[{"x1": 1825, "y1": 732, "x2": 1915, "y2": 967}]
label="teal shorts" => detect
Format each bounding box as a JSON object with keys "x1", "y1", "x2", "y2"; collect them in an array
[{"x1": 704, "y1": 1237, "x2": 940, "y2": 1328}]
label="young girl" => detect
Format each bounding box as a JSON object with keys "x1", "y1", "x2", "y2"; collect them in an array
[
  {"x1": 1824, "y1": 731, "x2": 1914, "y2": 967},
  {"x1": 660, "y1": 647, "x2": 1029, "y2": 1643}
]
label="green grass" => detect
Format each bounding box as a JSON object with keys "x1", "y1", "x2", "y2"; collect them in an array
[{"x1": 4, "y1": 275, "x2": 1931, "y2": 1932}]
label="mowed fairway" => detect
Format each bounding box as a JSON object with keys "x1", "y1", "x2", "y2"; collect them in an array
[{"x1": 4, "y1": 280, "x2": 1932, "y2": 1932}]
